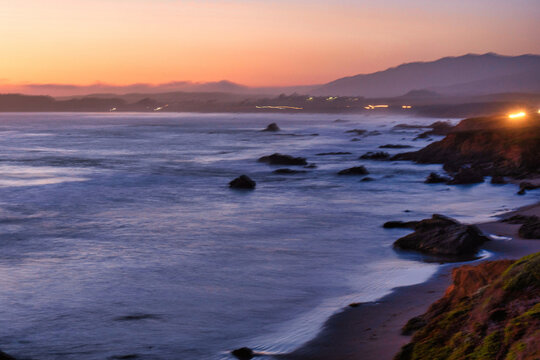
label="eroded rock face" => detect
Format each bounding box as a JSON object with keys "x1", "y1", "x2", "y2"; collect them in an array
[
  {"x1": 395, "y1": 253, "x2": 540, "y2": 360},
  {"x1": 393, "y1": 214, "x2": 489, "y2": 256},
  {"x1": 229, "y1": 175, "x2": 256, "y2": 189},
  {"x1": 258, "y1": 153, "x2": 307, "y2": 166},
  {"x1": 337, "y1": 166, "x2": 369, "y2": 176}
]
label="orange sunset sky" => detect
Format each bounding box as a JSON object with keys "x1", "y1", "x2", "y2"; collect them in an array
[{"x1": 1, "y1": 0, "x2": 539, "y2": 90}]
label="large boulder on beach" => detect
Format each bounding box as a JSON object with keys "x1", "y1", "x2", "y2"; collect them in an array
[
  {"x1": 393, "y1": 214, "x2": 489, "y2": 257},
  {"x1": 262, "y1": 123, "x2": 280, "y2": 132},
  {"x1": 518, "y1": 216, "x2": 540, "y2": 239},
  {"x1": 229, "y1": 175, "x2": 256, "y2": 189},
  {"x1": 258, "y1": 153, "x2": 307, "y2": 166},
  {"x1": 338, "y1": 166, "x2": 369, "y2": 176},
  {"x1": 231, "y1": 347, "x2": 254, "y2": 360}
]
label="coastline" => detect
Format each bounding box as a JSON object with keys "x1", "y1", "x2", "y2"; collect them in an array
[{"x1": 277, "y1": 198, "x2": 540, "y2": 360}]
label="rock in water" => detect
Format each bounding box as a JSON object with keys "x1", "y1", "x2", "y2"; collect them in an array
[
  {"x1": 0, "y1": 350, "x2": 16, "y2": 360},
  {"x1": 229, "y1": 175, "x2": 256, "y2": 189},
  {"x1": 273, "y1": 168, "x2": 306, "y2": 174},
  {"x1": 258, "y1": 153, "x2": 307, "y2": 166},
  {"x1": 393, "y1": 214, "x2": 489, "y2": 256},
  {"x1": 424, "y1": 172, "x2": 450, "y2": 184},
  {"x1": 447, "y1": 167, "x2": 484, "y2": 185},
  {"x1": 231, "y1": 347, "x2": 254, "y2": 360},
  {"x1": 262, "y1": 123, "x2": 280, "y2": 132},
  {"x1": 359, "y1": 151, "x2": 390, "y2": 160},
  {"x1": 383, "y1": 220, "x2": 419, "y2": 229},
  {"x1": 518, "y1": 216, "x2": 540, "y2": 239},
  {"x1": 338, "y1": 166, "x2": 369, "y2": 175},
  {"x1": 490, "y1": 175, "x2": 507, "y2": 184}
]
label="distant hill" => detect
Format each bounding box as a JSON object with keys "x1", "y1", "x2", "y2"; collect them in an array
[{"x1": 313, "y1": 53, "x2": 540, "y2": 97}]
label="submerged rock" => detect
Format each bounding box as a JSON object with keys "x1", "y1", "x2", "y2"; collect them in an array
[
  {"x1": 393, "y1": 214, "x2": 489, "y2": 257},
  {"x1": 379, "y1": 144, "x2": 413, "y2": 149},
  {"x1": 360, "y1": 176, "x2": 374, "y2": 182},
  {"x1": 258, "y1": 153, "x2": 307, "y2": 166},
  {"x1": 273, "y1": 168, "x2": 307, "y2": 174},
  {"x1": 424, "y1": 172, "x2": 451, "y2": 184},
  {"x1": 262, "y1": 122, "x2": 280, "y2": 132},
  {"x1": 229, "y1": 175, "x2": 256, "y2": 189},
  {"x1": 345, "y1": 129, "x2": 367, "y2": 135},
  {"x1": 359, "y1": 151, "x2": 390, "y2": 160},
  {"x1": 338, "y1": 166, "x2": 369, "y2": 176},
  {"x1": 316, "y1": 152, "x2": 352, "y2": 156},
  {"x1": 383, "y1": 220, "x2": 419, "y2": 229},
  {"x1": 231, "y1": 347, "x2": 254, "y2": 360}
]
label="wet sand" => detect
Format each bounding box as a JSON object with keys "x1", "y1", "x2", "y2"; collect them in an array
[{"x1": 278, "y1": 198, "x2": 540, "y2": 360}]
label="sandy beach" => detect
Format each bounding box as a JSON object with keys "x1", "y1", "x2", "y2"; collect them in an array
[{"x1": 280, "y1": 194, "x2": 540, "y2": 360}]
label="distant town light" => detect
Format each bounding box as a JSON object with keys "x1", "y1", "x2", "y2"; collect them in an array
[
  {"x1": 402, "y1": 105, "x2": 412, "y2": 109},
  {"x1": 365, "y1": 104, "x2": 389, "y2": 110},
  {"x1": 256, "y1": 105, "x2": 303, "y2": 110},
  {"x1": 508, "y1": 111, "x2": 526, "y2": 119}
]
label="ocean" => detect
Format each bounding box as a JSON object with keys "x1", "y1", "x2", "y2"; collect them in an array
[{"x1": 0, "y1": 112, "x2": 537, "y2": 360}]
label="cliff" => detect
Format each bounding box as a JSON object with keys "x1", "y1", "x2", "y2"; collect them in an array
[
  {"x1": 395, "y1": 252, "x2": 540, "y2": 360},
  {"x1": 393, "y1": 113, "x2": 540, "y2": 177}
]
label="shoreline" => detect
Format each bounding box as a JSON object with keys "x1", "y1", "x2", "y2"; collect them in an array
[{"x1": 275, "y1": 198, "x2": 540, "y2": 360}]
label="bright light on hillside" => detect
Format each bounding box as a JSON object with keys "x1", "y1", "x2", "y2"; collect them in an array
[{"x1": 508, "y1": 111, "x2": 526, "y2": 119}]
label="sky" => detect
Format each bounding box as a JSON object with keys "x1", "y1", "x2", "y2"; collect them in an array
[{"x1": 1, "y1": 0, "x2": 539, "y2": 92}]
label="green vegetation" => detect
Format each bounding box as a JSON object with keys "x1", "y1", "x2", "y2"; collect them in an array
[{"x1": 395, "y1": 253, "x2": 540, "y2": 360}]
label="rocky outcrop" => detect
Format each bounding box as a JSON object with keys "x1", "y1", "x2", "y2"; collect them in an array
[
  {"x1": 446, "y1": 167, "x2": 484, "y2": 185},
  {"x1": 337, "y1": 166, "x2": 369, "y2": 176},
  {"x1": 424, "y1": 172, "x2": 451, "y2": 184},
  {"x1": 393, "y1": 214, "x2": 489, "y2": 257},
  {"x1": 262, "y1": 123, "x2": 280, "y2": 132},
  {"x1": 392, "y1": 114, "x2": 540, "y2": 178},
  {"x1": 395, "y1": 253, "x2": 540, "y2": 360},
  {"x1": 517, "y1": 181, "x2": 540, "y2": 195},
  {"x1": 0, "y1": 351, "x2": 15, "y2": 360},
  {"x1": 231, "y1": 347, "x2": 254, "y2": 360},
  {"x1": 229, "y1": 175, "x2": 256, "y2": 189},
  {"x1": 258, "y1": 153, "x2": 307, "y2": 166},
  {"x1": 359, "y1": 151, "x2": 390, "y2": 160}
]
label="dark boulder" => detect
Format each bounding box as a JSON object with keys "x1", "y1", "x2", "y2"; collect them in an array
[
  {"x1": 447, "y1": 167, "x2": 484, "y2": 185},
  {"x1": 0, "y1": 351, "x2": 15, "y2": 360},
  {"x1": 258, "y1": 153, "x2": 307, "y2": 166},
  {"x1": 359, "y1": 151, "x2": 390, "y2": 160},
  {"x1": 229, "y1": 175, "x2": 256, "y2": 189},
  {"x1": 383, "y1": 220, "x2": 419, "y2": 229},
  {"x1": 424, "y1": 172, "x2": 451, "y2": 184},
  {"x1": 273, "y1": 168, "x2": 307, "y2": 174},
  {"x1": 393, "y1": 214, "x2": 489, "y2": 257},
  {"x1": 262, "y1": 123, "x2": 280, "y2": 132},
  {"x1": 231, "y1": 347, "x2": 254, "y2": 360},
  {"x1": 518, "y1": 216, "x2": 540, "y2": 239},
  {"x1": 517, "y1": 181, "x2": 540, "y2": 195},
  {"x1": 490, "y1": 175, "x2": 507, "y2": 184},
  {"x1": 338, "y1": 166, "x2": 369, "y2": 176},
  {"x1": 360, "y1": 177, "x2": 374, "y2": 182}
]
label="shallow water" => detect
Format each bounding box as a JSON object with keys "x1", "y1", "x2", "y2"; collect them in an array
[{"x1": 0, "y1": 112, "x2": 537, "y2": 360}]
